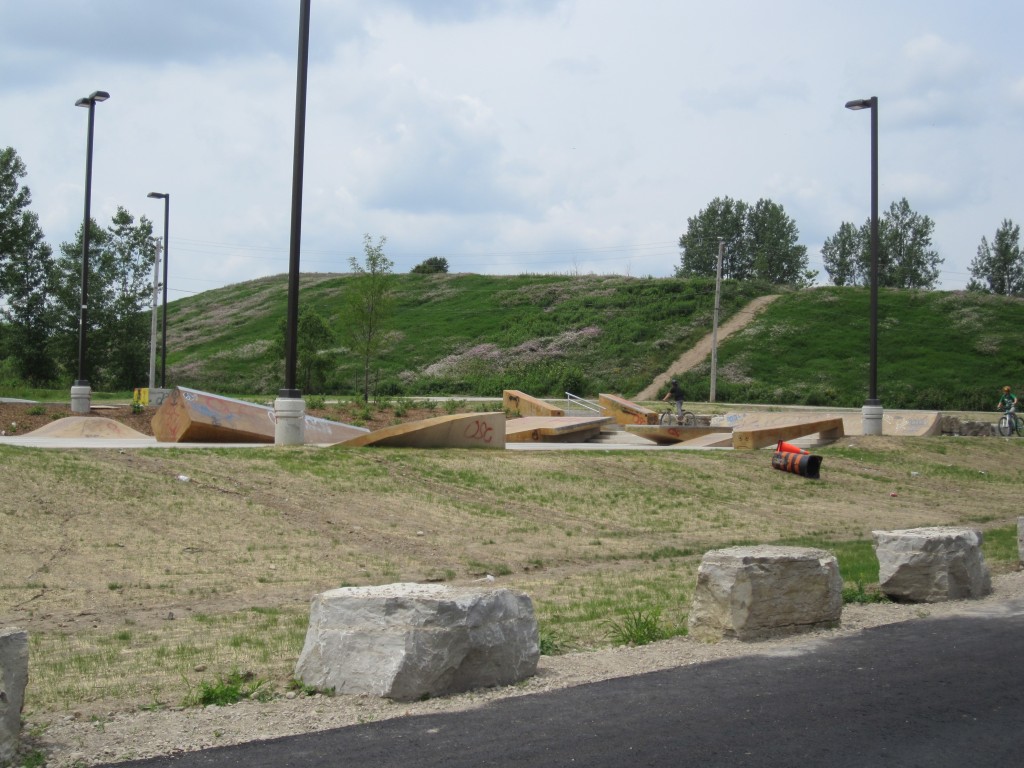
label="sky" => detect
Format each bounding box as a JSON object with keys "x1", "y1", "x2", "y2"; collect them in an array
[{"x1": 2, "y1": 0, "x2": 1023, "y2": 301}]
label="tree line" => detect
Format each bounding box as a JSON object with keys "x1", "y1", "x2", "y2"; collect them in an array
[
  {"x1": 1, "y1": 147, "x2": 157, "y2": 388},
  {"x1": 678, "y1": 194, "x2": 1022, "y2": 294}
]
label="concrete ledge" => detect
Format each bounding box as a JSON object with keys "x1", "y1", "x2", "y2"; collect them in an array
[
  {"x1": 599, "y1": 393, "x2": 658, "y2": 425},
  {"x1": 502, "y1": 390, "x2": 565, "y2": 417}
]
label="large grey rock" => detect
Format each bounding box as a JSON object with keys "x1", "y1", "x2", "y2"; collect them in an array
[
  {"x1": 688, "y1": 546, "x2": 843, "y2": 642},
  {"x1": 294, "y1": 583, "x2": 539, "y2": 701},
  {"x1": 873, "y1": 527, "x2": 992, "y2": 603},
  {"x1": 0, "y1": 628, "x2": 29, "y2": 765}
]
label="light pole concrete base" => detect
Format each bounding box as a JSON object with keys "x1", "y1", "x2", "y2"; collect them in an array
[
  {"x1": 274, "y1": 396, "x2": 306, "y2": 446},
  {"x1": 70, "y1": 384, "x2": 92, "y2": 414},
  {"x1": 862, "y1": 403, "x2": 884, "y2": 436},
  {"x1": 149, "y1": 388, "x2": 172, "y2": 407}
]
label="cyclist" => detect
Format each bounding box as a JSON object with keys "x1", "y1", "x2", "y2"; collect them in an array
[
  {"x1": 662, "y1": 379, "x2": 685, "y2": 422},
  {"x1": 996, "y1": 385, "x2": 1017, "y2": 416}
]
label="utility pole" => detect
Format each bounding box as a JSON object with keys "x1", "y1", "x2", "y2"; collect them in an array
[{"x1": 710, "y1": 237, "x2": 724, "y2": 403}]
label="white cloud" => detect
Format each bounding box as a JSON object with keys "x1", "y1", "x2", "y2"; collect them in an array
[{"x1": 3, "y1": 0, "x2": 1024, "y2": 293}]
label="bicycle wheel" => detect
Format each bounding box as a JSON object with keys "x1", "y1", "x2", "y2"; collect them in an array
[
  {"x1": 658, "y1": 412, "x2": 676, "y2": 427},
  {"x1": 997, "y1": 414, "x2": 1012, "y2": 436},
  {"x1": 680, "y1": 411, "x2": 697, "y2": 427},
  {"x1": 1015, "y1": 416, "x2": 1024, "y2": 437}
]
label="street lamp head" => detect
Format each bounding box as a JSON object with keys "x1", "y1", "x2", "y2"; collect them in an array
[
  {"x1": 845, "y1": 97, "x2": 876, "y2": 111},
  {"x1": 76, "y1": 90, "x2": 110, "y2": 107},
  {"x1": 147, "y1": 192, "x2": 168, "y2": 200}
]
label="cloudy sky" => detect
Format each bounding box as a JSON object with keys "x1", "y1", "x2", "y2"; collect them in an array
[{"x1": 2, "y1": 0, "x2": 1023, "y2": 300}]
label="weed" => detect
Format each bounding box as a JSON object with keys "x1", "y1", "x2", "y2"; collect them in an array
[
  {"x1": 538, "y1": 626, "x2": 565, "y2": 655},
  {"x1": 17, "y1": 748, "x2": 48, "y2": 768},
  {"x1": 842, "y1": 582, "x2": 890, "y2": 604},
  {"x1": 305, "y1": 395, "x2": 326, "y2": 410},
  {"x1": 184, "y1": 669, "x2": 270, "y2": 707},
  {"x1": 287, "y1": 678, "x2": 334, "y2": 697},
  {"x1": 604, "y1": 607, "x2": 666, "y2": 646},
  {"x1": 26, "y1": 405, "x2": 46, "y2": 416}
]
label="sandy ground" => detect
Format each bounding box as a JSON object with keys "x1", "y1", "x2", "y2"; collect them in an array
[{"x1": 23, "y1": 570, "x2": 1024, "y2": 768}]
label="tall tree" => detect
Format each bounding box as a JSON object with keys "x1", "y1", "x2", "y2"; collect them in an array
[
  {"x1": 744, "y1": 198, "x2": 815, "y2": 285},
  {"x1": 821, "y1": 221, "x2": 861, "y2": 287},
  {"x1": 822, "y1": 198, "x2": 943, "y2": 289},
  {"x1": 0, "y1": 147, "x2": 57, "y2": 384},
  {"x1": 677, "y1": 196, "x2": 812, "y2": 285},
  {"x1": 967, "y1": 219, "x2": 1023, "y2": 295},
  {"x1": 51, "y1": 208, "x2": 157, "y2": 389},
  {"x1": 677, "y1": 196, "x2": 749, "y2": 279},
  {"x1": 277, "y1": 307, "x2": 335, "y2": 393},
  {"x1": 341, "y1": 234, "x2": 395, "y2": 401}
]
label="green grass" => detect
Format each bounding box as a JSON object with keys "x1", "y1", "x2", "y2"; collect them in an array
[
  {"x1": 155, "y1": 273, "x2": 774, "y2": 397},
  {"x1": 674, "y1": 287, "x2": 1024, "y2": 410}
]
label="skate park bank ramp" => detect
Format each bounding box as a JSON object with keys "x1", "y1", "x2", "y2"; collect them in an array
[
  {"x1": 338, "y1": 412, "x2": 506, "y2": 449},
  {"x1": 24, "y1": 416, "x2": 149, "y2": 439},
  {"x1": 712, "y1": 410, "x2": 942, "y2": 440},
  {"x1": 152, "y1": 387, "x2": 368, "y2": 444},
  {"x1": 506, "y1": 416, "x2": 612, "y2": 443},
  {"x1": 599, "y1": 393, "x2": 659, "y2": 426}
]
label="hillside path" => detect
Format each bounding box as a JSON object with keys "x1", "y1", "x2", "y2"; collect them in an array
[{"x1": 635, "y1": 294, "x2": 781, "y2": 400}]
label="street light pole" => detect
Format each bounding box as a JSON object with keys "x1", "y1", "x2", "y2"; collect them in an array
[
  {"x1": 275, "y1": 0, "x2": 312, "y2": 445},
  {"x1": 147, "y1": 192, "x2": 170, "y2": 390},
  {"x1": 71, "y1": 90, "x2": 109, "y2": 414},
  {"x1": 845, "y1": 96, "x2": 882, "y2": 435}
]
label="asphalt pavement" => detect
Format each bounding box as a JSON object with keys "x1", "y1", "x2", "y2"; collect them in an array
[{"x1": 99, "y1": 603, "x2": 1024, "y2": 768}]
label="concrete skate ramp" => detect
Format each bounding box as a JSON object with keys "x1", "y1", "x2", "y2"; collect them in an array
[
  {"x1": 153, "y1": 386, "x2": 368, "y2": 444},
  {"x1": 626, "y1": 424, "x2": 732, "y2": 446},
  {"x1": 25, "y1": 416, "x2": 149, "y2": 439},
  {"x1": 506, "y1": 416, "x2": 612, "y2": 443},
  {"x1": 339, "y1": 412, "x2": 506, "y2": 449},
  {"x1": 599, "y1": 394, "x2": 658, "y2": 426},
  {"x1": 711, "y1": 410, "x2": 941, "y2": 438}
]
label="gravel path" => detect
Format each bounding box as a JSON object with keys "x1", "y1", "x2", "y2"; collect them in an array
[{"x1": 25, "y1": 570, "x2": 1024, "y2": 767}]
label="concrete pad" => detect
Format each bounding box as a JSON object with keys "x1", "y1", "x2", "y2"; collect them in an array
[
  {"x1": 338, "y1": 412, "x2": 506, "y2": 449},
  {"x1": 23, "y1": 416, "x2": 149, "y2": 439}
]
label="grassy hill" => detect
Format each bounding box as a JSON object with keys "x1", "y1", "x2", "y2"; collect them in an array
[{"x1": 163, "y1": 274, "x2": 1024, "y2": 410}]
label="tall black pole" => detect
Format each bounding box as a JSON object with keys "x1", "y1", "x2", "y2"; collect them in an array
[
  {"x1": 867, "y1": 96, "x2": 879, "y2": 406},
  {"x1": 845, "y1": 95, "x2": 882, "y2": 435},
  {"x1": 281, "y1": 0, "x2": 310, "y2": 399},
  {"x1": 160, "y1": 194, "x2": 170, "y2": 388},
  {"x1": 75, "y1": 92, "x2": 109, "y2": 385}
]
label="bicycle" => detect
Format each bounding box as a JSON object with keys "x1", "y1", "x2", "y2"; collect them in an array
[
  {"x1": 996, "y1": 409, "x2": 1023, "y2": 436},
  {"x1": 659, "y1": 405, "x2": 697, "y2": 427}
]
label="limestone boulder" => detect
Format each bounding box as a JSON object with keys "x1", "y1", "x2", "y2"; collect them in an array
[
  {"x1": 0, "y1": 628, "x2": 29, "y2": 765},
  {"x1": 873, "y1": 527, "x2": 992, "y2": 603},
  {"x1": 294, "y1": 583, "x2": 539, "y2": 701},
  {"x1": 688, "y1": 545, "x2": 843, "y2": 642}
]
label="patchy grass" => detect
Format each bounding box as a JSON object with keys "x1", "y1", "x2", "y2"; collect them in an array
[{"x1": 2, "y1": 434, "x2": 1022, "y2": 715}]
